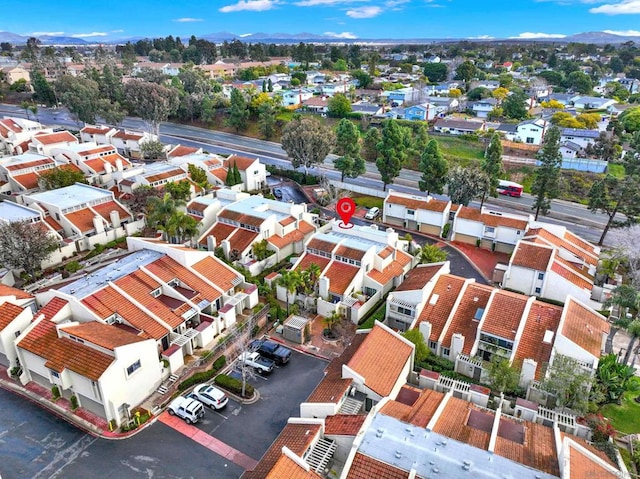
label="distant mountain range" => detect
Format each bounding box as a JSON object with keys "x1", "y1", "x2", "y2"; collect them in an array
[{"x1": 0, "y1": 30, "x2": 639, "y2": 45}]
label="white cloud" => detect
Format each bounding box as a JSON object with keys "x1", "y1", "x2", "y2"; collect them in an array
[
  {"x1": 385, "y1": 0, "x2": 410, "y2": 7},
  {"x1": 70, "y1": 32, "x2": 108, "y2": 38},
  {"x1": 590, "y1": 0, "x2": 640, "y2": 14},
  {"x1": 219, "y1": 0, "x2": 277, "y2": 12},
  {"x1": 173, "y1": 17, "x2": 204, "y2": 22},
  {"x1": 509, "y1": 32, "x2": 567, "y2": 38},
  {"x1": 324, "y1": 31, "x2": 358, "y2": 38},
  {"x1": 239, "y1": 33, "x2": 254, "y2": 37},
  {"x1": 30, "y1": 31, "x2": 65, "y2": 36},
  {"x1": 603, "y1": 29, "x2": 640, "y2": 35},
  {"x1": 295, "y1": 0, "x2": 366, "y2": 6},
  {"x1": 346, "y1": 5, "x2": 382, "y2": 17},
  {"x1": 468, "y1": 35, "x2": 495, "y2": 39}
]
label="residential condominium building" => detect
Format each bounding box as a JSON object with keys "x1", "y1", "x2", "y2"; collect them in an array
[
  {"x1": 383, "y1": 190, "x2": 451, "y2": 237},
  {"x1": 0, "y1": 117, "x2": 52, "y2": 155}
]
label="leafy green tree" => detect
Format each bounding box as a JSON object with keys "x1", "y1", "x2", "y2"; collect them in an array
[
  {"x1": 362, "y1": 127, "x2": 381, "y2": 162},
  {"x1": 164, "y1": 180, "x2": 192, "y2": 202},
  {"x1": 225, "y1": 161, "x2": 243, "y2": 186},
  {"x1": 257, "y1": 102, "x2": 277, "y2": 140},
  {"x1": 327, "y1": 93, "x2": 352, "y2": 118},
  {"x1": 447, "y1": 166, "x2": 490, "y2": 206},
  {"x1": 626, "y1": 131, "x2": 640, "y2": 176},
  {"x1": 566, "y1": 71, "x2": 593, "y2": 94},
  {"x1": 281, "y1": 117, "x2": 335, "y2": 182},
  {"x1": 419, "y1": 244, "x2": 448, "y2": 264},
  {"x1": 592, "y1": 354, "x2": 638, "y2": 405},
  {"x1": 161, "y1": 210, "x2": 199, "y2": 243},
  {"x1": 486, "y1": 355, "x2": 520, "y2": 395},
  {"x1": 147, "y1": 192, "x2": 185, "y2": 231},
  {"x1": 31, "y1": 71, "x2": 57, "y2": 106},
  {"x1": 423, "y1": 63, "x2": 448, "y2": 83},
  {"x1": 418, "y1": 139, "x2": 448, "y2": 195},
  {"x1": 531, "y1": 126, "x2": 562, "y2": 220},
  {"x1": 502, "y1": 91, "x2": 529, "y2": 120},
  {"x1": 140, "y1": 140, "x2": 165, "y2": 160},
  {"x1": 455, "y1": 61, "x2": 476, "y2": 90},
  {"x1": 55, "y1": 76, "x2": 103, "y2": 125},
  {"x1": 376, "y1": 120, "x2": 408, "y2": 191},
  {"x1": 402, "y1": 328, "x2": 430, "y2": 363},
  {"x1": 481, "y1": 133, "x2": 505, "y2": 205},
  {"x1": 225, "y1": 88, "x2": 249, "y2": 132},
  {"x1": 252, "y1": 239, "x2": 274, "y2": 261},
  {"x1": 38, "y1": 167, "x2": 87, "y2": 190},
  {"x1": 0, "y1": 220, "x2": 59, "y2": 281},
  {"x1": 334, "y1": 119, "x2": 364, "y2": 181},
  {"x1": 589, "y1": 175, "x2": 640, "y2": 245},
  {"x1": 466, "y1": 87, "x2": 492, "y2": 101},
  {"x1": 188, "y1": 164, "x2": 209, "y2": 188},
  {"x1": 124, "y1": 80, "x2": 179, "y2": 135},
  {"x1": 619, "y1": 106, "x2": 640, "y2": 134},
  {"x1": 350, "y1": 70, "x2": 372, "y2": 89},
  {"x1": 592, "y1": 132, "x2": 621, "y2": 163},
  {"x1": 277, "y1": 270, "x2": 302, "y2": 315},
  {"x1": 540, "y1": 354, "x2": 593, "y2": 413}
]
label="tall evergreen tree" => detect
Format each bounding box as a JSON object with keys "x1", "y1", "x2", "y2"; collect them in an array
[
  {"x1": 334, "y1": 119, "x2": 365, "y2": 181},
  {"x1": 376, "y1": 120, "x2": 408, "y2": 191},
  {"x1": 418, "y1": 139, "x2": 448, "y2": 196},
  {"x1": 531, "y1": 126, "x2": 562, "y2": 220},
  {"x1": 481, "y1": 133, "x2": 505, "y2": 206},
  {"x1": 588, "y1": 175, "x2": 640, "y2": 246},
  {"x1": 225, "y1": 88, "x2": 249, "y2": 132}
]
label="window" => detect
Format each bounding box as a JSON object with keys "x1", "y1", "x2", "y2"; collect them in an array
[
  {"x1": 484, "y1": 226, "x2": 495, "y2": 235},
  {"x1": 535, "y1": 287, "x2": 541, "y2": 295},
  {"x1": 407, "y1": 209, "x2": 415, "y2": 216},
  {"x1": 396, "y1": 306, "x2": 413, "y2": 316},
  {"x1": 151, "y1": 288, "x2": 161, "y2": 298},
  {"x1": 526, "y1": 137, "x2": 534, "y2": 144},
  {"x1": 50, "y1": 370, "x2": 59, "y2": 378},
  {"x1": 538, "y1": 272, "x2": 545, "y2": 280},
  {"x1": 442, "y1": 347, "x2": 450, "y2": 357},
  {"x1": 14, "y1": 330, "x2": 20, "y2": 338},
  {"x1": 126, "y1": 360, "x2": 142, "y2": 376},
  {"x1": 429, "y1": 340, "x2": 437, "y2": 350}
]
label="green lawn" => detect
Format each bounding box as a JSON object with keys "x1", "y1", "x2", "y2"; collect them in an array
[
  {"x1": 600, "y1": 379, "x2": 640, "y2": 435},
  {"x1": 358, "y1": 302, "x2": 386, "y2": 330},
  {"x1": 607, "y1": 163, "x2": 626, "y2": 178},
  {"x1": 436, "y1": 136, "x2": 486, "y2": 164},
  {"x1": 352, "y1": 195, "x2": 384, "y2": 209}
]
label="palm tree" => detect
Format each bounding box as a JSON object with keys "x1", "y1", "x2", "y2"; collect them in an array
[
  {"x1": 622, "y1": 320, "x2": 640, "y2": 366},
  {"x1": 306, "y1": 263, "x2": 322, "y2": 294},
  {"x1": 323, "y1": 310, "x2": 342, "y2": 337},
  {"x1": 146, "y1": 192, "x2": 186, "y2": 231},
  {"x1": 277, "y1": 270, "x2": 302, "y2": 316}
]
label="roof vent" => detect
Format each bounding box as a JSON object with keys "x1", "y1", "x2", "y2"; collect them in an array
[
  {"x1": 473, "y1": 297, "x2": 479, "y2": 302},
  {"x1": 429, "y1": 294, "x2": 439, "y2": 306},
  {"x1": 395, "y1": 451, "x2": 402, "y2": 459}
]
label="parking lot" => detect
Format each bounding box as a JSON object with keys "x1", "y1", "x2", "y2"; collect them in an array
[{"x1": 191, "y1": 349, "x2": 328, "y2": 462}]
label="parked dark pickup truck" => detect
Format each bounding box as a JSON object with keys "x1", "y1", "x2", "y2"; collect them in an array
[{"x1": 249, "y1": 339, "x2": 292, "y2": 365}]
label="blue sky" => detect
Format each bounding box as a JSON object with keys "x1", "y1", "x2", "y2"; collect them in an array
[{"x1": 4, "y1": 0, "x2": 640, "y2": 40}]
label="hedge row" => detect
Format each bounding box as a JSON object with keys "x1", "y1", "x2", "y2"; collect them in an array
[
  {"x1": 214, "y1": 373, "x2": 255, "y2": 398},
  {"x1": 177, "y1": 355, "x2": 227, "y2": 391}
]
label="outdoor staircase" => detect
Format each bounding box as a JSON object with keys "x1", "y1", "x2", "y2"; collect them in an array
[
  {"x1": 305, "y1": 437, "x2": 336, "y2": 474},
  {"x1": 157, "y1": 385, "x2": 168, "y2": 395},
  {"x1": 156, "y1": 374, "x2": 179, "y2": 395},
  {"x1": 169, "y1": 374, "x2": 179, "y2": 383},
  {"x1": 338, "y1": 397, "x2": 363, "y2": 415}
]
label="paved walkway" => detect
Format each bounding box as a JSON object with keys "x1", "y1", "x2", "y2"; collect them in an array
[
  {"x1": 449, "y1": 241, "x2": 510, "y2": 281},
  {"x1": 159, "y1": 412, "x2": 258, "y2": 470}
]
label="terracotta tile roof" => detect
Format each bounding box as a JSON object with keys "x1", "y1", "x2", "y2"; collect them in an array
[
  {"x1": 334, "y1": 244, "x2": 367, "y2": 261},
  {"x1": 168, "y1": 145, "x2": 200, "y2": 157},
  {"x1": 265, "y1": 454, "x2": 322, "y2": 479},
  {"x1": 192, "y1": 256, "x2": 241, "y2": 294},
  {"x1": 91, "y1": 201, "x2": 130, "y2": 224},
  {"x1": 77, "y1": 145, "x2": 114, "y2": 156},
  {"x1": 5, "y1": 158, "x2": 54, "y2": 170},
  {"x1": 294, "y1": 253, "x2": 331, "y2": 273},
  {"x1": 243, "y1": 423, "x2": 321, "y2": 479},
  {"x1": 32, "y1": 131, "x2": 78, "y2": 145},
  {"x1": 61, "y1": 321, "x2": 145, "y2": 350},
  {"x1": 441, "y1": 282, "x2": 493, "y2": 353},
  {"x1": 0, "y1": 284, "x2": 34, "y2": 300},
  {"x1": 415, "y1": 274, "x2": 466, "y2": 341},
  {"x1": 81, "y1": 286, "x2": 169, "y2": 340},
  {"x1": 65, "y1": 207, "x2": 101, "y2": 233},
  {"x1": 514, "y1": 301, "x2": 563, "y2": 380},
  {"x1": 551, "y1": 261, "x2": 593, "y2": 291},
  {"x1": 0, "y1": 118, "x2": 21, "y2": 134},
  {"x1": 187, "y1": 200, "x2": 209, "y2": 213},
  {"x1": 43, "y1": 215, "x2": 63, "y2": 232},
  {"x1": 493, "y1": 416, "x2": 560, "y2": 476},
  {"x1": 145, "y1": 168, "x2": 185, "y2": 183},
  {"x1": 146, "y1": 255, "x2": 222, "y2": 303},
  {"x1": 83, "y1": 158, "x2": 111, "y2": 173},
  {"x1": 0, "y1": 302, "x2": 25, "y2": 331},
  {"x1": 564, "y1": 230, "x2": 598, "y2": 257},
  {"x1": 306, "y1": 332, "x2": 366, "y2": 403},
  {"x1": 12, "y1": 172, "x2": 40, "y2": 190},
  {"x1": 113, "y1": 130, "x2": 143, "y2": 141},
  {"x1": 511, "y1": 241, "x2": 554, "y2": 271},
  {"x1": 561, "y1": 298, "x2": 609, "y2": 356},
  {"x1": 569, "y1": 445, "x2": 618, "y2": 479},
  {"x1": 298, "y1": 220, "x2": 315, "y2": 235},
  {"x1": 367, "y1": 259, "x2": 405, "y2": 286},
  {"x1": 395, "y1": 250, "x2": 413, "y2": 267},
  {"x1": 324, "y1": 414, "x2": 366, "y2": 436},
  {"x1": 228, "y1": 228, "x2": 258, "y2": 254},
  {"x1": 37, "y1": 297, "x2": 69, "y2": 320},
  {"x1": 324, "y1": 261, "x2": 359, "y2": 295},
  {"x1": 432, "y1": 396, "x2": 491, "y2": 450},
  {"x1": 395, "y1": 264, "x2": 442, "y2": 291},
  {"x1": 482, "y1": 290, "x2": 529, "y2": 341},
  {"x1": 115, "y1": 271, "x2": 184, "y2": 328},
  {"x1": 555, "y1": 254, "x2": 594, "y2": 281},
  {"x1": 81, "y1": 125, "x2": 114, "y2": 135},
  {"x1": 564, "y1": 433, "x2": 619, "y2": 471},
  {"x1": 210, "y1": 168, "x2": 228, "y2": 182},
  {"x1": 346, "y1": 453, "x2": 411, "y2": 479},
  {"x1": 387, "y1": 194, "x2": 449, "y2": 213},
  {"x1": 347, "y1": 324, "x2": 413, "y2": 397},
  {"x1": 279, "y1": 216, "x2": 295, "y2": 226},
  {"x1": 226, "y1": 154, "x2": 257, "y2": 171},
  {"x1": 457, "y1": 206, "x2": 529, "y2": 230},
  {"x1": 307, "y1": 238, "x2": 337, "y2": 254},
  {"x1": 525, "y1": 228, "x2": 598, "y2": 266},
  {"x1": 267, "y1": 229, "x2": 305, "y2": 249},
  {"x1": 60, "y1": 163, "x2": 83, "y2": 174},
  {"x1": 380, "y1": 388, "x2": 444, "y2": 428},
  {"x1": 378, "y1": 245, "x2": 394, "y2": 260},
  {"x1": 199, "y1": 221, "x2": 237, "y2": 246},
  {"x1": 218, "y1": 209, "x2": 263, "y2": 227}
]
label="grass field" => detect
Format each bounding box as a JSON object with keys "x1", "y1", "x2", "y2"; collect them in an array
[
  {"x1": 436, "y1": 136, "x2": 486, "y2": 165},
  {"x1": 358, "y1": 302, "x2": 386, "y2": 330},
  {"x1": 600, "y1": 378, "x2": 640, "y2": 435},
  {"x1": 352, "y1": 194, "x2": 384, "y2": 209}
]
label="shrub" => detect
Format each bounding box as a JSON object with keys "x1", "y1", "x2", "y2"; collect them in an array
[
  {"x1": 212, "y1": 355, "x2": 227, "y2": 371},
  {"x1": 70, "y1": 394, "x2": 79, "y2": 410},
  {"x1": 51, "y1": 385, "x2": 60, "y2": 399},
  {"x1": 65, "y1": 261, "x2": 82, "y2": 273},
  {"x1": 442, "y1": 223, "x2": 451, "y2": 239},
  {"x1": 476, "y1": 239, "x2": 481, "y2": 247},
  {"x1": 177, "y1": 355, "x2": 226, "y2": 391},
  {"x1": 215, "y1": 373, "x2": 255, "y2": 397}
]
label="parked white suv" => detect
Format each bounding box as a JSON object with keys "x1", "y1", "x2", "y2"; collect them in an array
[
  {"x1": 188, "y1": 384, "x2": 229, "y2": 410},
  {"x1": 365, "y1": 207, "x2": 380, "y2": 220},
  {"x1": 167, "y1": 396, "x2": 205, "y2": 424}
]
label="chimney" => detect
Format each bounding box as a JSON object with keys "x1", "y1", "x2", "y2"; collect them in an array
[
  {"x1": 109, "y1": 210, "x2": 121, "y2": 228},
  {"x1": 93, "y1": 215, "x2": 105, "y2": 234},
  {"x1": 519, "y1": 358, "x2": 538, "y2": 389}
]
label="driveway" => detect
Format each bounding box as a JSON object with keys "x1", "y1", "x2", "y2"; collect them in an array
[{"x1": 191, "y1": 349, "x2": 327, "y2": 462}]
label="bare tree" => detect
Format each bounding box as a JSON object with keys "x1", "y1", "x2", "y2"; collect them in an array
[
  {"x1": 0, "y1": 221, "x2": 59, "y2": 281},
  {"x1": 608, "y1": 225, "x2": 640, "y2": 286}
]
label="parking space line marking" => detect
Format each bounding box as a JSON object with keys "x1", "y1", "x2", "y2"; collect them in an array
[{"x1": 159, "y1": 412, "x2": 258, "y2": 470}]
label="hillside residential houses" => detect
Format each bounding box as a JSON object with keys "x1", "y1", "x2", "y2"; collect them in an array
[
  {"x1": 31, "y1": 237, "x2": 257, "y2": 378},
  {"x1": 285, "y1": 222, "x2": 416, "y2": 322},
  {"x1": 29, "y1": 131, "x2": 79, "y2": 156},
  {"x1": 23, "y1": 183, "x2": 144, "y2": 252},
  {"x1": 502, "y1": 118, "x2": 548, "y2": 145},
  {"x1": 383, "y1": 190, "x2": 451, "y2": 237},
  {"x1": 560, "y1": 128, "x2": 601, "y2": 149},
  {"x1": 0, "y1": 117, "x2": 52, "y2": 155},
  {"x1": 198, "y1": 191, "x2": 318, "y2": 272},
  {"x1": 384, "y1": 262, "x2": 609, "y2": 389},
  {"x1": 50, "y1": 142, "x2": 133, "y2": 187},
  {"x1": 243, "y1": 321, "x2": 624, "y2": 479},
  {"x1": 502, "y1": 225, "x2": 601, "y2": 307},
  {"x1": 0, "y1": 152, "x2": 59, "y2": 195},
  {"x1": 471, "y1": 98, "x2": 499, "y2": 118},
  {"x1": 433, "y1": 118, "x2": 486, "y2": 135}
]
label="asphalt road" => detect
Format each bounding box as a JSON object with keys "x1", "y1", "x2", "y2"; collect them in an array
[{"x1": 0, "y1": 103, "x2": 614, "y2": 244}]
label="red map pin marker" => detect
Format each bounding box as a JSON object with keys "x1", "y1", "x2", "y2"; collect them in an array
[{"x1": 337, "y1": 198, "x2": 356, "y2": 228}]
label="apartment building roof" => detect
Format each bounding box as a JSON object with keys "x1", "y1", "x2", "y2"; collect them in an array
[
  {"x1": 482, "y1": 290, "x2": 530, "y2": 341},
  {"x1": 457, "y1": 206, "x2": 529, "y2": 230},
  {"x1": 561, "y1": 297, "x2": 609, "y2": 357},
  {"x1": 511, "y1": 241, "x2": 554, "y2": 271},
  {"x1": 386, "y1": 194, "x2": 449, "y2": 213},
  {"x1": 440, "y1": 282, "x2": 493, "y2": 353},
  {"x1": 32, "y1": 131, "x2": 78, "y2": 145},
  {"x1": 61, "y1": 321, "x2": 146, "y2": 350},
  {"x1": 0, "y1": 302, "x2": 25, "y2": 330},
  {"x1": 415, "y1": 274, "x2": 466, "y2": 341},
  {"x1": 324, "y1": 261, "x2": 359, "y2": 295},
  {"x1": 192, "y1": 256, "x2": 241, "y2": 294}
]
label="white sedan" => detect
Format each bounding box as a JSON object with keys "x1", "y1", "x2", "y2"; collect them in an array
[{"x1": 188, "y1": 384, "x2": 229, "y2": 410}]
